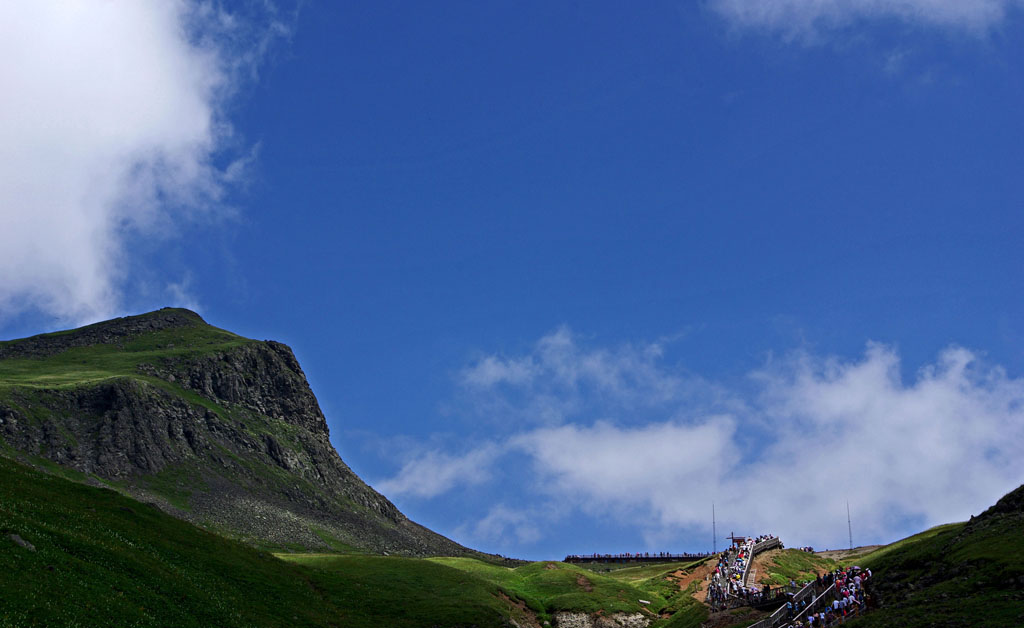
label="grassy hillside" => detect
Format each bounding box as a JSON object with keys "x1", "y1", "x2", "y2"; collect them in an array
[
  {"x1": 428, "y1": 557, "x2": 668, "y2": 620},
  {"x1": 0, "y1": 454, "x2": 717, "y2": 627},
  {"x1": 0, "y1": 317, "x2": 248, "y2": 389},
  {"x1": 0, "y1": 309, "x2": 481, "y2": 556},
  {"x1": 759, "y1": 549, "x2": 835, "y2": 586},
  {"x1": 0, "y1": 455, "x2": 533, "y2": 627},
  {"x1": 844, "y1": 490, "x2": 1024, "y2": 628},
  {"x1": 576, "y1": 559, "x2": 705, "y2": 580}
]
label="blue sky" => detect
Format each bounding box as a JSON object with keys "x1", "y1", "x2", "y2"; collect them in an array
[{"x1": 2, "y1": 1, "x2": 1024, "y2": 561}]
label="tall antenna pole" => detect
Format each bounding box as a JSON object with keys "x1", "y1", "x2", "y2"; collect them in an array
[
  {"x1": 713, "y1": 502, "x2": 717, "y2": 554},
  {"x1": 847, "y1": 500, "x2": 853, "y2": 551}
]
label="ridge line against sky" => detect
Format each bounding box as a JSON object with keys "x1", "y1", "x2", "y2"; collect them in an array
[{"x1": 2, "y1": 1, "x2": 1024, "y2": 560}]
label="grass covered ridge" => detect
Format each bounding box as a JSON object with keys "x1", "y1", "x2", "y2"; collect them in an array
[
  {"x1": 0, "y1": 315, "x2": 250, "y2": 390},
  {"x1": 761, "y1": 549, "x2": 836, "y2": 586},
  {"x1": 426, "y1": 556, "x2": 669, "y2": 620},
  {"x1": 843, "y1": 496, "x2": 1024, "y2": 628},
  {"x1": 0, "y1": 455, "x2": 711, "y2": 627},
  {"x1": 0, "y1": 455, "x2": 522, "y2": 627}
]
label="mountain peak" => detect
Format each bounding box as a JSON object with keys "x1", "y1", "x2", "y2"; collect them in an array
[
  {"x1": 0, "y1": 309, "x2": 479, "y2": 557},
  {"x1": 0, "y1": 308, "x2": 220, "y2": 360}
]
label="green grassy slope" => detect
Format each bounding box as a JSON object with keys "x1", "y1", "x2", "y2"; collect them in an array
[
  {"x1": 760, "y1": 549, "x2": 835, "y2": 586},
  {"x1": 0, "y1": 309, "x2": 481, "y2": 556},
  {"x1": 0, "y1": 454, "x2": 716, "y2": 627},
  {"x1": 578, "y1": 559, "x2": 705, "y2": 581},
  {"x1": 0, "y1": 454, "x2": 515, "y2": 627},
  {"x1": 425, "y1": 556, "x2": 715, "y2": 627},
  {"x1": 844, "y1": 489, "x2": 1024, "y2": 628},
  {"x1": 0, "y1": 312, "x2": 249, "y2": 389},
  {"x1": 427, "y1": 557, "x2": 669, "y2": 619},
  {"x1": 839, "y1": 522, "x2": 960, "y2": 569}
]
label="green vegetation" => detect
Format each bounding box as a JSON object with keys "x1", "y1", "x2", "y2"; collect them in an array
[
  {"x1": 426, "y1": 556, "x2": 671, "y2": 623},
  {"x1": 761, "y1": 549, "x2": 835, "y2": 586},
  {"x1": 1, "y1": 454, "x2": 339, "y2": 628},
  {"x1": 579, "y1": 559, "x2": 704, "y2": 581},
  {"x1": 840, "y1": 522, "x2": 960, "y2": 568},
  {"x1": 0, "y1": 455, "x2": 521, "y2": 627},
  {"x1": 0, "y1": 455, "x2": 717, "y2": 627},
  {"x1": 844, "y1": 509, "x2": 1024, "y2": 627},
  {"x1": 0, "y1": 319, "x2": 249, "y2": 390},
  {"x1": 652, "y1": 581, "x2": 708, "y2": 628},
  {"x1": 138, "y1": 463, "x2": 209, "y2": 512}
]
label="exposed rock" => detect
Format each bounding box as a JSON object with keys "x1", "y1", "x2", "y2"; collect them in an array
[
  {"x1": 554, "y1": 612, "x2": 648, "y2": 628},
  {"x1": 0, "y1": 309, "x2": 481, "y2": 557},
  {"x1": 9, "y1": 534, "x2": 35, "y2": 551},
  {"x1": 963, "y1": 482, "x2": 1024, "y2": 531},
  {"x1": 0, "y1": 308, "x2": 204, "y2": 361}
]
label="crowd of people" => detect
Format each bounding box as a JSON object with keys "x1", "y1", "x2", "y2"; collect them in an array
[
  {"x1": 701, "y1": 536, "x2": 875, "y2": 628},
  {"x1": 705, "y1": 534, "x2": 782, "y2": 611},
  {"x1": 781, "y1": 565, "x2": 872, "y2": 628}
]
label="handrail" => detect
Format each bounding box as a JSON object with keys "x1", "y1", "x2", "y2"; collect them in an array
[
  {"x1": 791, "y1": 583, "x2": 835, "y2": 625},
  {"x1": 792, "y1": 581, "x2": 815, "y2": 604},
  {"x1": 742, "y1": 537, "x2": 781, "y2": 587},
  {"x1": 708, "y1": 537, "x2": 784, "y2": 616},
  {"x1": 744, "y1": 580, "x2": 816, "y2": 628}
]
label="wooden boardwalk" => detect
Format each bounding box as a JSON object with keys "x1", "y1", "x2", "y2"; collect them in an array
[{"x1": 563, "y1": 552, "x2": 711, "y2": 565}]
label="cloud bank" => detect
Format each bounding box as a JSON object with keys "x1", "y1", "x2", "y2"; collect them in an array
[
  {"x1": 711, "y1": 0, "x2": 1023, "y2": 39},
  {"x1": 384, "y1": 329, "x2": 1024, "y2": 551},
  {"x1": 0, "y1": 2, "x2": 289, "y2": 325},
  {"x1": 377, "y1": 445, "x2": 499, "y2": 499}
]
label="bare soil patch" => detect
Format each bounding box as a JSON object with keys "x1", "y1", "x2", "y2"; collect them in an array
[
  {"x1": 662, "y1": 559, "x2": 717, "y2": 602},
  {"x1": 496, "y1": 592, "x2": 543, "y2": 628},
  {"x1": 749, "y1": 548, "x2": 783, "y2": 586}
]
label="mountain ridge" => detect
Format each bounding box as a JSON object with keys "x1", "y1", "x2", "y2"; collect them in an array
[{"x1": 0, "y1": 308, "x2": 482, "y2": 558}]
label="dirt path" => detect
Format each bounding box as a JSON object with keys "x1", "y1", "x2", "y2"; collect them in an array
[{"x1": 662, "y1": 559, "x2": 717, "y2": 602}]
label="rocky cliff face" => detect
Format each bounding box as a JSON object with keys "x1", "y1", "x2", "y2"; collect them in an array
[{"x1": 0, "y1": 309, "x2": 476, "y2": 556}]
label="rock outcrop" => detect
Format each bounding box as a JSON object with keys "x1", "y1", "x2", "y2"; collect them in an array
[
  {"x1": 0, "y1": 308, "x2": 478, "y2": 556},
  {"x1": 553, "y1": 612, "x2": 649, "y2": 628}
]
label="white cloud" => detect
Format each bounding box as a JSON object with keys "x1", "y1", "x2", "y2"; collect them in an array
[
  {"x1": 166, "y1": 275, "x2": 202, "y2": 313},
  {"x1": 0, "y1": 2, "x2": 291, "y2": 325},
  {"x1": 512, "y1": 419, "x2": 736, "y2": 524},
  {"x1": 459, "y1": 504, "x2": 543, "y2": 547},
  {"x1": 397, "y1": 330, "x2": 1024, "y2": 550},
  {"x1": 457, "y1": 327, "x2": 725, "y2": 427},
  {"x1": 740, "y1": 344, "x2": 1024, "y2": 547},
  {"x1": 376, "y1": 445, "x2": 499, "y2": 499},
  {"x1": 711, "y1": 0, "x2": 1023, "y2": 40},
  {"x1": 462, "y1": 355, "x2": 537, "y2": 387}
]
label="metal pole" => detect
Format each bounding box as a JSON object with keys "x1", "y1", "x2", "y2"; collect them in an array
[
  {"x1": 847, "y1": 500, "x2": 853, "y2": 551},
  {"x1": 713, "y1": 502, "x2": 717, "y2": 554}
]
